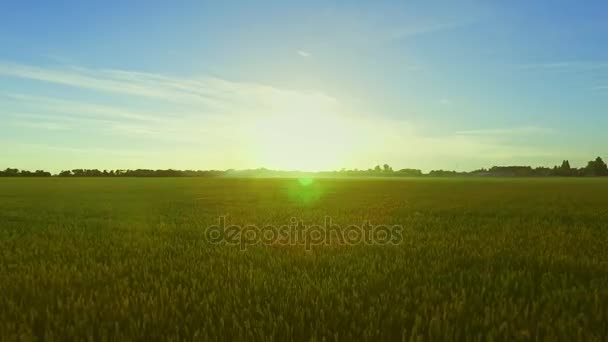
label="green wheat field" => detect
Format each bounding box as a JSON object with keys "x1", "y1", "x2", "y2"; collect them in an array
[{"x1": 1, "y1": 177, "x2": 608, "y2": 340}]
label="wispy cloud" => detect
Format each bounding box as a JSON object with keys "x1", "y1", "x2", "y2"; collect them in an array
[
  {"x1": 513, "y1": 61, "x2": 608, "y2": 93},
  {"x1": 0, "y1": 61, "x2": 343, "y2": 148},
  {"x1": 297, "y1": 50, "x2": 311, "y2": 57},
  {"x1": 2, "y1": 93, "x2": 170, "y2": 123},
  {"x1": 0, "y1": 61, "x2": 336, "y2": 119},
  {"x1": 0, "y1": 61, "x2": 563, "y2": 171},
  {"x1": 383, "y1": 21, "x2": 468, "y2": 42},
  {"x1": 0, "y1": 61, "x2": 340, "y2": 121},
  {"x1": 455, "y1": 126, "x2": 553, "y2": 136},
  {"x1": 311, "y1": 6, "x2": 473, "y2": 51},
  {"x1": 10, "y1": 119, "x2": 72, "y2": 131},
  {"x1": 2, "y1": 141, "x2": 154, "y2": 158},
  {"x1": 515, "y1": 61, "x2": 608, "y2": 71},
  {"x1": 0, "y1": 62, "x2": 249, "y2": 111}
]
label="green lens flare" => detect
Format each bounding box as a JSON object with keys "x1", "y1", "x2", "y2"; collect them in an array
[
  {"x1": 288, "y1": 178, "x2": 322, "y2": 205},
  {"x1": 297, "y1": 177, "x2": 314, "y2": 186}
]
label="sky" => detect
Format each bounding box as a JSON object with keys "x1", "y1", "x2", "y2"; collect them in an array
[{"x1": 1, "y1": 0, "x2": 607, "y2": 172}]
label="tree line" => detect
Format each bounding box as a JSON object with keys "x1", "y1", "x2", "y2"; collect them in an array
[
  {"x1": 426, "y1": 157, "x2": 608, "y2": 177},
  {"x1": 1, "y1": 157, "x2": 607, "y2": 178},
  {"x1": 0, "y1": 168, "x2": 52, "y2": 177}
]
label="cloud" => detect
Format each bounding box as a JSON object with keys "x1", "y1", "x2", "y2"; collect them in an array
[
  {"x1": 455, "y1": 126, "x2": 553, "y2": 136},
  {"x1": 0, "y1": 61, "x2": 562, "y2": 171},
  {"x1": 514, "y1": 61, "x2": 608, "y2": 71},
  {"x1": 0, "y1": 61, "x2": 345, "y2": 152},
  {"x1": 10, "y1": 119, "x2": 72, "y2": 131},
  {"x1": 307, "y1": 6, "x2": 475, "y2": 54},
  {"x1": 383, "y1": 21, "x2": 468, "y2": 42},
  {"x1": 351, "y1": 120, "x2": 561, "y2": 169},
  {"x1": 0, "y1": 62, "x2": 247, "y2": 111},
  {"x1": 0, "y1": 60, "x2": 341, "y2": 125},
  {"x1": 0, "y1": 61, "x2": 330, "y2": 118},
  {"x1": 2, "y1": 93, "x2": 171, "y2": 123},
  {"x1": 513, "y1": 61, "x2": 608, "y2": 93},
  {"x1": 297, "y1": 50, "x2": 311, "y2": 57}
]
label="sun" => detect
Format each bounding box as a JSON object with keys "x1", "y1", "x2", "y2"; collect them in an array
[{"x1": 247, "y1": 92, "x2": 359, "y2": 171}]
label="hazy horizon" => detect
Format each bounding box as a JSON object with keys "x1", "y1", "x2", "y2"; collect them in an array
[
  {"x1": 1, "y1": 1, "x2": 607, "y2": 172},
  {"x1": 2, "y1": 157, "x2": 608, "y2": 175}
]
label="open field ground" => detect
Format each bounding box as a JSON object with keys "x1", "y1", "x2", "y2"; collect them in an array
[{"x1": 1, "y1": 178, "x2": 608, "y2": 340}]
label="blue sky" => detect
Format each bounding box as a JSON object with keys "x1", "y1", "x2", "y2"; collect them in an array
[{"x1": 1, "y1": 0, "x2": 607, "y2": 172}]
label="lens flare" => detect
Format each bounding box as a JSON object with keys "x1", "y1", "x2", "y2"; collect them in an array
[
  {"x1": 297, "y1": 177, "x2": 314, "y2": 186},
  {"x1": 288, "y1": 178, "x2": 322, "y2": 205}
]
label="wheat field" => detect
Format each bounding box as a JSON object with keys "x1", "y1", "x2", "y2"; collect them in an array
[{"x1": 1, "y1": 178, "x2": 607, "y2": 340}]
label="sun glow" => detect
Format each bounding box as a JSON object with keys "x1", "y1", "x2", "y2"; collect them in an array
[{"x1": 247, "y1": 91, "x2": 360, "y2": 171}]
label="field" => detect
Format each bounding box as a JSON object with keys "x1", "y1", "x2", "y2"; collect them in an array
[{"x1": 1, "y1": 177, "x2": 608, "y2": 340}]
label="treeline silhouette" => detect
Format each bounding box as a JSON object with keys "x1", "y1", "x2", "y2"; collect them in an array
[
  {"x1": 0, "y1": 168, "x2": 52, "y2": 177},
  {"x1": 56, "y1": 169, "x2": 226, "y2": 177},
  {"x1": 2, "y1": 157, "x2": 608, "y2": 178}
]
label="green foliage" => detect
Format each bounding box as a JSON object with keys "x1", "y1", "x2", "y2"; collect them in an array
[
  {"x1": 584, "y1": 157, "x2": 608, "y2": 176},
  {"x1": 1, "y1": 178, "x2": 608, "y2": 340}
]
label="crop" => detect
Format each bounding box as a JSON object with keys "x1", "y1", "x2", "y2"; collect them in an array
[{"x1": 1, "y1": 177, "x2": 607, "y2": 340}]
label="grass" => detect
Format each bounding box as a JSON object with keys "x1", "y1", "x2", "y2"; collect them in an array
[{"x1": 1, "y1": 177, "x2": 607, "y2": 340}]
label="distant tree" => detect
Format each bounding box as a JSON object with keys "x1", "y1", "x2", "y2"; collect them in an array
[
  {"x1": 428, "y1": 170, "x2": 465, "y2": 177},
  {"x1": 34, "y1": 170, "x2": 51, "y2": 177},
  {"x1": 533, "y1": 167, "x2": 553, "y2": 177},
  {"x1": 469, "y1": 168, "x2": 489, "y2": 176},
  {"x1": 383, "y1": 164, "x2": 393, "y2": 172},
  {"x1": 4, "y1": 168, "x2": 19, "y2": 176},
  {"x1": 374, "y1": 165, "x2": 381, "y2": 172},
  {"x1": 0, "y1": 168, "x2": 51, "y2": 177},
  {"x1": 72, "y1": 169, "x2": 85, "y2": 177},
  {"x1": 58, "y1": 170, "x2": 72, "y2": 177},
  {"x1": 84, "y1": 169, "x2": 103, "y2": 177},
  {"x1": 584, "y1": 157, "x2": 608, "y2": 176},
  {"x1": 556, "y1": 160, "x2": 574, "y2": 176},
  {"x1": 19, "y1": 170, "x2": 34, "y2": 177},
  {"x1": 396, "y1": 168, "x2": 422, "y2": 177},
  {"x1": 488, "y1": 166, "x2": 534, "y2": 177}
]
